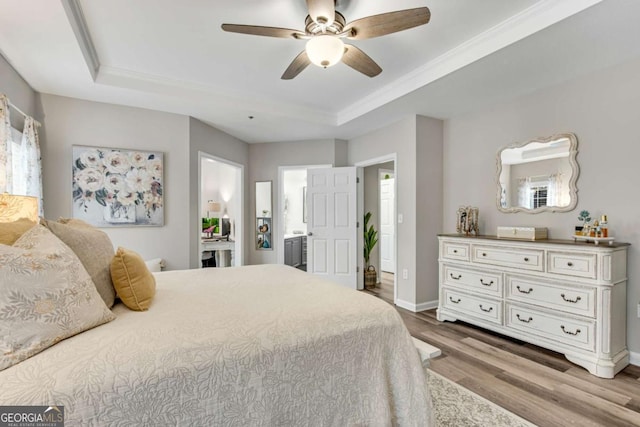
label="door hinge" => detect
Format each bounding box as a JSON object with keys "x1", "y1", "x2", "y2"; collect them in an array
[
  {"x1": 356, "y1": 221, "x2": 360, "y2": 228},
  {"x1": 357, "y1": 177, "x2": 360, "y2": 183},
  {"x1": 357, "y1": 266, "x2": 359, "y2": 272}
]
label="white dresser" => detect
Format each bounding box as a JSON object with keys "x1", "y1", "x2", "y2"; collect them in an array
[{"x1": 437, "y1": 234, "x2": 629, "y2": 378}]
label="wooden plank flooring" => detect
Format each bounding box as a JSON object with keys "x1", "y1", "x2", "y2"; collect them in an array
[{"x1": 366, "y1": 273, "x2": 640, "y2": 427}]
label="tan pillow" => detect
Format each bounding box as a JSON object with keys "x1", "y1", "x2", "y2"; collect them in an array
[
  {"x1": 0, "y1": 217, "x2": 37, "y2": 245},
  {"x1": 42, "y1": 218, "x2": 116, "y2": 308},
  {"x1": 111, "y1": 247, "x2": 156, "y2": 311},
  {"x1": 0, "y1": 225, "x2": 115, "y2": 371}
]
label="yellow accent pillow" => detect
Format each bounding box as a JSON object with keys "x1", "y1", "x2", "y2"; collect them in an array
[
  {"x1": 110, "y1": 247, "x2": 156, "y2": 311},
  {"x1": 0, "y1": 217, "x2": 37, "y2": 245}
]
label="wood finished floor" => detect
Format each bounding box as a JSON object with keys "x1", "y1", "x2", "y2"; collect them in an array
[{"x1": 367, "y1": 272, "x2": 640, "y2": 427}]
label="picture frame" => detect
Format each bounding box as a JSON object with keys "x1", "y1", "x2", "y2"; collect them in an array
[
  {"x1": 256, "y1": 217, "x2": 272, "y2": 250},
  {"x1": 72, "y1": 145, "x2": 164, "y2": 227}
]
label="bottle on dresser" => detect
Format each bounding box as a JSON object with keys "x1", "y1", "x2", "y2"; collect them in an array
[{"x1": 600, "y1": 215, "x2": 609, "y2": 238}]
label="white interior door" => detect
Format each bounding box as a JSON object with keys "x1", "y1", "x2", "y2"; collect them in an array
[
  {"x1": 307, "y1": 167, "x2": 360, "y2": 289},
  {"x1": 380, "y1": 176, "x2": 395, "y2": 273}
]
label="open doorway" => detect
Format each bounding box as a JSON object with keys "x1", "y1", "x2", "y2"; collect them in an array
[
  {"x1": 357, "y1": 155, "x2": 397, "y2": 302},
  {"x1": 198, "y1": 152, "x2": 243, "y2": 268},
  {"x1": 277, "y1": 164, "x2": 331, "y2": 269}
]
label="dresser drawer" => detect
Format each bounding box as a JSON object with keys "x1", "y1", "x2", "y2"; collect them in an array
[
  {"x1": 548, "y1": 251, "x2": 597, "y2": 279},
  {"x1": 506, "y1": 276, "x2": 596, "y2": 318},
  {"x1": 442, "y1": 241, "x2": 470, "y2": 261},
  {"x1": 472, "y1": 245, "x2": 544, "y2": 271},
  {"x1": 505, "y1": 303, "x2": 594, "y2": 351},
  {"x1": 442, "y1": 288, "x2": 502, "y2": 325},
  {"x1": 443, "y1": 265, "x2": 502, "y2": 296}
]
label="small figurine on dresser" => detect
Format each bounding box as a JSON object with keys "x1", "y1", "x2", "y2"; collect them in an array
[
  {"x1": 456, "y1": 206, "x2": 479, "y2": 236},
  {"x1": 574, "y1": 210, "x2": 615, "y2": 245}
]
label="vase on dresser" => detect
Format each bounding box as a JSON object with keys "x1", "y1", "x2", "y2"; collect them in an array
[{"x1": 437, "y1": 234, "x2": 629, "y2": 379}]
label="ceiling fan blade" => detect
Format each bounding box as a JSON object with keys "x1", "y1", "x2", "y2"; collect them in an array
[
  {"x1": 344, "y1": 7, "x2": 430, "y2": 40},
  {"x1": 221, "y1": 24, "x2": 305, "y2": 39},
  {"x1": 306, "y1": 0, "x2": 336, "y2": 25},
  {"x1": 342, "y1": 44, "x2": 382, "y2": 77},
  {"x1": 281, "y1": 51, "x2": 311, "y2": 80}
]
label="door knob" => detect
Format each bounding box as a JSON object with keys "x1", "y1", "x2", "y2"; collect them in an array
[{"x1": 307, "y1": 232, "x2": 313, "y2": 236}]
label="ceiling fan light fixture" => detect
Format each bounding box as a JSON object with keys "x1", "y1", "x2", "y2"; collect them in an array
[{"x1": 305, "y1": 35, "x2": 344, "y2": 68}]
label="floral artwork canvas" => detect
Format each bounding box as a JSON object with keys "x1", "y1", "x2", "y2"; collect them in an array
[{"x1": 72, "y1": 145, "x2": 164, "y2": 227}]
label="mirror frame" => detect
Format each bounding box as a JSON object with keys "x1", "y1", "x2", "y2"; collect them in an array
[
  {"x1": 255, "y1": 181, "x2": 273, "y2": 251},
  {"x1": 496, "y1": 132, "x2": 579, "y2": 214}
]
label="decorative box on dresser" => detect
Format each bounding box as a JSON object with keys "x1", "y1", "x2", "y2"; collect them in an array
[{"x1": 437, "y1": 234, "x2": 629, "y2": 378}]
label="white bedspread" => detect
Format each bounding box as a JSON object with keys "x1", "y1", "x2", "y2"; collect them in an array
[{"x1": 0, "y1": 265, "x2": 430, "y2": 426}]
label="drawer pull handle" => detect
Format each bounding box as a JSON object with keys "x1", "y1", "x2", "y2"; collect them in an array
[
  {"x1": 453, "y1": 249, "x2": 458, "y2": 254},
  {"x1": 561, "y1": 325, "x2": 581, "y2": 336},
  {"x1": 450, "y1": 273, "x2": 462, "y2": 280},
  {"x1": 479, "y1": 304, "x2": 493, "y2": 313},
  {"x1": 567, "y1": 262, "x2": 574, "y2": 267},
  {"x1": 480, "y1": 279, "x2": 494, "y2": 286},
  {"x1": 449, "y1": 296, "x2": 461, "y2": 304},
  {"x1": 561, "y1": 294, "x2": 582, "y2": 304},
  {"x1": 482, "y1": 252, "x2": 487, "y2": 257},
  {"x1": 516, "y1": 286, "x2": 533, "y2": 294},
  {"x1": 524, "y1": 257, "x2": 530, "y2": 262},
  {"x1": 516, "y1": 314, "x2": 533, "y2": 323}
]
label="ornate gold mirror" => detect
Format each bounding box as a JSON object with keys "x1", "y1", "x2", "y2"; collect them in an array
[{"x1": 497, "y1": 133, "x2": 579, "y2": 213}]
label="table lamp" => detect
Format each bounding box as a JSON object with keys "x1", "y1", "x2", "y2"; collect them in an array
[{"x1": 207, "y1": 201, "x2": 221, "y2": 218}]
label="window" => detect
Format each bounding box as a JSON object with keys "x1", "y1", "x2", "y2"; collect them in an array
[
  {"x1": 10, "y1": 126, "x2": 27, "y2": 195},
  {"x1": 3, "y1": 123, "x2": 43, "y2": 215},
  {"x1": 530, "y1": 185, "x2": 548, "y2": 209}
]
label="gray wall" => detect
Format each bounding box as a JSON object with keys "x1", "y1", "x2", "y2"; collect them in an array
[
  {"x1": 40, "y1": 94, "x2": 191, "y2": 270},
  {"x1": 188, "y1": 118, "x2": 249, "y2": 269},
  {"x1": 416, "y1": 116, "x2": 444, "y2": 304},
  {"x1": 443, "y1": 56, "x2": 640, "y2": 356},
  {"x1": 248, "y1": 139, "x2": 347, "y2": 265},
  {"x1": 0, "y1": 53, "x2": 42, "y2": 130},
  {"x1": 348, "y1": 116, "x2": 444, "y2": 309}
]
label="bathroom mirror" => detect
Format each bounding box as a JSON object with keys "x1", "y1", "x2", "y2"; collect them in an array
[
  {"x1": 255, "y1": 181, "x2": 273, "y2": 250},
  {"x1": 497, "y1": 133, "x2": 579, "y2": 213}
]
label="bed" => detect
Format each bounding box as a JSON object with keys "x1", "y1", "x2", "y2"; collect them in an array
[{"x1": 0, "y1": 264, "x2": 431, "y2": 425}]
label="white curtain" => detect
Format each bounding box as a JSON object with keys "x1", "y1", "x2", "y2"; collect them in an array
[
  {"x1": 547, "y1": 173, "x2": 561, "y2": 207},
  {"x1": 517, "y1": 178, "x2": 531, "y2": 209},
  {"x1": 0, "y1": 94, "x2": 12, "y2": 193},
  {"x1": 0, "y1": 94, "x2": 44, "y2": 215}
]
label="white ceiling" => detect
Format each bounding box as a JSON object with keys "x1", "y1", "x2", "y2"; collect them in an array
[{"x1": 0, "y1": 0, "x2": 639, "y2": 143}]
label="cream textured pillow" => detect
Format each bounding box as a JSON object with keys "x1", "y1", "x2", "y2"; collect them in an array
[
  {"x1": 0, "y1": 217, "x2": 37, "y2": 245},
  {"x1": 42, "y1": 218, "x2": 116, "y2": 308},
  {"x1": 0, "y1": 225, "x2": 116, "y2": 372},
  {"x1": 111, "y1": 247, "x2": 156, "y2": 311}
]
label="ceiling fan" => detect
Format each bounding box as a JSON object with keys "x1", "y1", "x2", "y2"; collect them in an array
[{"x1": 221, "y1": 0, "x2": 431, "y2": 80}]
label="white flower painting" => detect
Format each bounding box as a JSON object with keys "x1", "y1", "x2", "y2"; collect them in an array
[{"x1": 72, "y1": 146, "x2": 164, "y2": 227}]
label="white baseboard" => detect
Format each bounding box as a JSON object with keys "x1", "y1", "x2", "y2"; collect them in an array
[
  {"x1": 630, "y1": 351, "x2": 640, "y2": 367},
  {"x1": 395, "y1": 299, "x2": 438, "y2": 313}
]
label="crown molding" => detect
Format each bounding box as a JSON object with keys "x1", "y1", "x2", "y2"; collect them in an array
[
  {"x1": 336, "y1": 0, "x2": 603, "y2": 125},
  {"x1": 59, "y1": 0, "x2": 603, "y2": 131},
  {"x1": 61, "y1": 0, "x2": 100, "y2": 80},
  {"x1": 60, "y1": 0, "x2": 337, "y2": 128},
  {"x1": 96, "y1": 65, "x2": 337, "y2": 126}
]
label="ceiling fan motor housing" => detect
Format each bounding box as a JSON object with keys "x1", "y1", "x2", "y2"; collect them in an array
[{"x1": 305, "y1": 11, "x2": 346, "y2": 35}]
